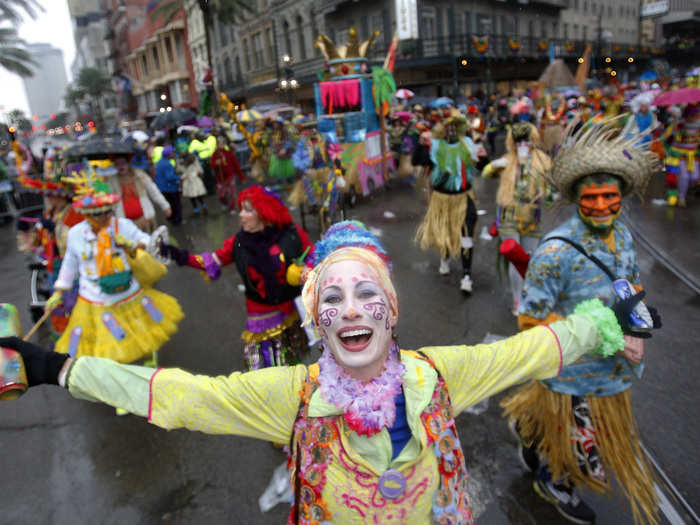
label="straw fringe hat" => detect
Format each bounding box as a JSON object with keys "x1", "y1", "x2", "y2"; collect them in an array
[{"x1": 550, "y1": 117, "x2": 661, "y2": 202}]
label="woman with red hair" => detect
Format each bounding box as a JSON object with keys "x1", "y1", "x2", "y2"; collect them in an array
[{"x1": 160, "y1": 185, "x2": 313, "y2": 370}]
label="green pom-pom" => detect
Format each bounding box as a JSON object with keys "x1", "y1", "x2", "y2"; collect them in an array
[{"x1": 573, "y1": 298, "x2": 624, "y2": 357}]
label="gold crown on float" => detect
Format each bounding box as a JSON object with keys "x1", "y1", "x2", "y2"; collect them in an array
[{"x1": 315, "y1": 27, "x2": 379, "y2": 62}]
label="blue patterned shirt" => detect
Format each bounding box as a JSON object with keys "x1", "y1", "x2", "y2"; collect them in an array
[{"x1": 519, "y1": 213, "x2": 642, "y2": 396}]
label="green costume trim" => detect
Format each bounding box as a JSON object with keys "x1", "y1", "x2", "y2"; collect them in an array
[{"x1": 574, "y1": 298, "x2": 625, "y2": 357}]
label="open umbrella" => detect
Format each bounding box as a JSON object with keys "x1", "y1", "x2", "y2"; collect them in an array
[
  {"x1": 395, "y1": 88, "x2": 415, "y2": 99},
  {"x1": 237, "y1": 109, "x2": 263, "y2": 122},
  {"x1": 150, "y1": 107, "x2": 197, "y2": 129},
  {"x1": 129, "y1": 130, "x2": 149, "y2": 143},
  {"x1": 390, "y1": 111, "x2": 414, "y2": 122},
  {"x1": 653, "y1": 88, "x2": 700, "y2": 106},
  {"x1": 64, "y1": 136, "x2": 135, "y2": 160},
  {"x1": 196, "y1": 115, "x2": 214, "y2": 128},
  {"x1": 429, "y1": 97, "x2": 454, "y2": 108},
  {"x1": 640, "y1": 71, "x2": 658, "y2": 82}
]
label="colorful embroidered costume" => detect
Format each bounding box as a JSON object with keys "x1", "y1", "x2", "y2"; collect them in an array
[{"x1": 65, "y1": 314, "x2": 604, "y2": 523}]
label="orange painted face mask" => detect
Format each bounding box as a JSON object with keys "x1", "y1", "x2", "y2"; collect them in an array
[{"x1": 576, "y1": 177, "x2": 622, "y2": 231}]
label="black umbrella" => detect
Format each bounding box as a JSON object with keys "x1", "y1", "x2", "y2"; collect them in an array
[
  {"x1": 150, "y1": 108, "x2": 197, "y2": 129},
  {"x1": 64, "y1": 136, "x2": 135, "y2": 160}
]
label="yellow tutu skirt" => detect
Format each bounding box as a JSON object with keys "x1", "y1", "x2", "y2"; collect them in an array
[{"x1": 54, "y1": 288, "x2": 184, "y2": 363}]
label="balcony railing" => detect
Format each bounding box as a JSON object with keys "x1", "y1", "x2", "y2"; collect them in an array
[{"x1": 369, "y1": 34, "x2": 657, "y2": 63}]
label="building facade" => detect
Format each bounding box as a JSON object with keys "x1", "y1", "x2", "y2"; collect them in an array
[
  {"x1": 67, "y1": 0, "x2": 118, "y2": 127},
  {"x1": 185, "y1": 0, "x2": 209, "y2": 83},
  {"x1": 21, "y1": 44, "x2": 69, "y2": 124},
  {"x1": 104, "y1": 0, "x2": 198, "y2": 122},
  {"x1": 209, "y1": 0, "x2": 653, "y2": 108}
]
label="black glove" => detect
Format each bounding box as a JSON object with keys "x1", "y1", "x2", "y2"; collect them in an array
[
  {"x1": 40, "y1": 217, "x2": 56, "y2": 232},
  {"x1": 0, "y1": 336, "x2": 69, "y2": 386},
  {"x1": 610, "y1": 290, "x2": 652, "y2": 339},
  {"x1": 159, "y1": 242, "x2": 190, "y2": 266}
]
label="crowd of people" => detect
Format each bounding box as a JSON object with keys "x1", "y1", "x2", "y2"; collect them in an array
[{"x1": 1, "y1": 71, "x2": 697, "y2": 524}]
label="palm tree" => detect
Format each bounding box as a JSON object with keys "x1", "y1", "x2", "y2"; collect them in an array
[
  {"x1": 149, "y1": 0, "x2": 255, "y2": 107},
  {"x1": 0, "y1": 0, "x2": 43, "y2": 77},
  {"x1": 76, "y1": 67, "x2": 114, "y2": 132},
  {"x1": 64, "y1": 85, "x2": 85, "y2": 121},
  {"x1": 0, "y1": 0, "x2": 42, "y2": 23}
]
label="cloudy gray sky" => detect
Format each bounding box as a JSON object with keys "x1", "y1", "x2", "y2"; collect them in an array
[{"x1": 0, "y1": 0, "x2": 75, "y2": 117}]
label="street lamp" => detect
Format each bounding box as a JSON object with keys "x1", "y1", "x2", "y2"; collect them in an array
[
  {"x1": 628, "y1": 57, "x2": 634, "y2": 63},
  {"x1": 280, "y1": 55, "x2": 298, "y2": 104}
]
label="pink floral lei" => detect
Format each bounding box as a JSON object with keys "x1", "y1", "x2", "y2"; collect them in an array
[{"x1": 317, "y1": 342, "x2": 406, "y2": 437}]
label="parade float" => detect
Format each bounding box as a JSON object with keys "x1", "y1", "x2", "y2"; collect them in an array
[{"x1": 313, "y1": 28, "x2": 396, "y2": 203}]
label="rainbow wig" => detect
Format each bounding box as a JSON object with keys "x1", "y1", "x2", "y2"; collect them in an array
[{"x1": 302, "y1": 221, "x2": 397, "y2": 326}]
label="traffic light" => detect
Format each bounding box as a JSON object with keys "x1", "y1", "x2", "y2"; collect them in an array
[{"x1": 8, "y1": 126, "x2": 16, "y2": 133}]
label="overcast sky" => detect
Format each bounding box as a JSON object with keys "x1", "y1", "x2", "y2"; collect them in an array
[{"x1": 0, "y1": 0, "x2": 76, "y2": 117}]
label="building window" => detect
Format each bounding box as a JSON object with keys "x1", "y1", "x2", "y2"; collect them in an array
[
  {"x1": 243, "y1": 38, "x2": 251, "y2": 70},
  {"x1": 528, "y1": 19, "x2": 535, "y2": 38},
  {"x1": 297, "y1": 15, "x2": 306, "y2": 60},
  {"x1": 224, "y1": 56, "x2": 232, "y2": 85},
  {"x1": 283, "y1": 20, "x2": 292, "y2": 59},
  {"x1": 252, "y1": 32, "x2": 263, "y2": 69},
  {"x1": 421, "y1": 7, "x2": 436, "y2": 39},
  {"x1": 370, "y1": 13, "x2": 383, "y2": 35},
  {"x1": 573, "y1": 24, "x2": 578, "y2": 39},
  {"x1": 475, "y1": 14, "x2": 492, "y2": 35},
  {"x1": 583, "y1": 25, "x2": 587, "y2": 41},
  {"x1": 464, "y1": 12, "x2": 471, "y2": 34},
  {"x1": 563, "y1": 23, "x2": 568, "y2": 39},
  {"x1": 141, "y1": 55, "x2": 148, "y2": 76},
  {"x1": 266, "y1": 27, "x2": 274, "y2": 64},
  {"x1": 165, "y1": 37, "x2": 173, "y2": 64}
]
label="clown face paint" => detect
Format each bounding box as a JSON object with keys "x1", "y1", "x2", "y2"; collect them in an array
[
  {"x1": 516, "y1": 141, "x2": 531, "y2": 162},
  {"x1": 576, "y1": 175, "x2": 622, "y2": 231},
  {"x1": 317, "y1": 259, "x2": 397, "y2": 380}
]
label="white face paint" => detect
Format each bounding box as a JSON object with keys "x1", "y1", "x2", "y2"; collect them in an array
[
  {"x1": 517, "y1": 142, "x2": 531, "y2": 162},
  {"x1": 317, "y1": 259, "x2": 396, "y2": 378}
]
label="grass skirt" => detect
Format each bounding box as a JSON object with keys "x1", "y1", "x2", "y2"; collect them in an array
[
  {"x1": 501, "y1": 381, "x2": 659, "y2": 524},
  {"x1": 54, "y1": 288, "x2": 183, "y2": 363},
  {"x1": 415, "y1": 191, "x2": 467, "y2": 259},
  {"x1": 269, "y1": 155, "x2": 296, "y2": 180}
]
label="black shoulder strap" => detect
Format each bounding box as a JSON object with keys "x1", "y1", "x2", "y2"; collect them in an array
[{"x1": 544, "y1": 236, "x2": 618, "y2": 282}]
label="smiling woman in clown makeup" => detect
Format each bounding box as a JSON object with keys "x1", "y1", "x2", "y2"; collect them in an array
[{"x1": 0, "y1": 218, "x2": 645, "y2": 524}]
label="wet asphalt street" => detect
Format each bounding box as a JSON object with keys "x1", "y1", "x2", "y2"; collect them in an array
[{"x1": 0, "y1": 168, "x2": 698, "y2": 524}]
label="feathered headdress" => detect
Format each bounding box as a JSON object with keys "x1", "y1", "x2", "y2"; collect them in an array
[
  {"x1": 62, "y1": 163, "x2": 120, "y2": 214},
  {"x1": 550, "y1": 118, "x2": 661, "y2": 201}
]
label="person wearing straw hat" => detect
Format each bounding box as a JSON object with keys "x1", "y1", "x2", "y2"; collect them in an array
[
  {"x1": 415, "y1": 112, "x2": 478, "y2": 293},
  {"x1": 45, "y1": 171, "x2": 183, "y2": 368},
  {"x1": 501, "y1": 119, "x2": 662, "y2": 525},
  {"x1": 1, "y1": 219, "x2": 649, "y2": 523}
]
